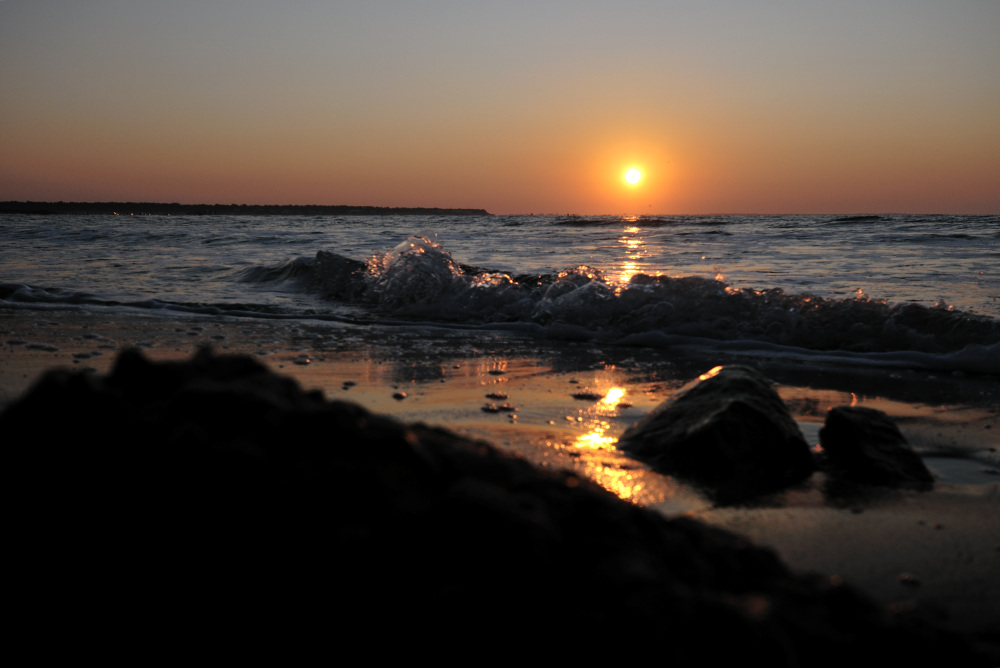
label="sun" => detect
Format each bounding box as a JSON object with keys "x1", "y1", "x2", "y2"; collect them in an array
[{"x1": 624, "y1": 168, "x2": 642, "y2": 185}]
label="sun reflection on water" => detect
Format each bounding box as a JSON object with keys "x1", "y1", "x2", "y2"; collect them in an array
[
  {"x1": 603, "y1": 387, "x2": 625, "y2": 406},
  {"x1": 572, "y1": 388, "x2": 645, "y2": 497},
  {"x1": 571, "y1": 387, "x2": 628, "y2": 450},
  {"x1": 616, "y1": 223, "x2": 654, "y2": 285},
  {"x1": 559, "y1": 383, "x2": 689, "y2": 507},
  {"x1": 698, "y1": 365, "x2": 724, "y2": 381},
  {"x1": 574, "y1": 423, "x2": 616, "y2": 449},
  {"x1": 581, "y1": 462, "x2": 646, "y2": 501}
]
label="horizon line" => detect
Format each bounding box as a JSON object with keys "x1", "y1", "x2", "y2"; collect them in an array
[{"x1": 1, "y1": 200, "x2": 991, "y2": 217}]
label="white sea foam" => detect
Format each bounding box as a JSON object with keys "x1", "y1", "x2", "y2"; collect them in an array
[{"x1": 1, "y1": 214, "x2": 997, "y2": 374}]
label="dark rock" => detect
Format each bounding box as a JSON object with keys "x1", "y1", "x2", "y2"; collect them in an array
[
  {"x1": 571, "y1": 390, "x2": 605, "y2": 400},
  {"x1": 0, "y1": 350, "x2": 990, "y2": 663},
  {"x1": 313, "y1": 250, "x2": 368, "y2": 300},
  {"x1": 819, "y1": 406, "x2": 934, "y2": 489},
  {"x1": 618, "y1": 365, "x2": 815, "y2": 503}
]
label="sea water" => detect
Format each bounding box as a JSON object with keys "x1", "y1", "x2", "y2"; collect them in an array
[{"x1": 2, "y1": 213, "x2": 997, "y2": 371}]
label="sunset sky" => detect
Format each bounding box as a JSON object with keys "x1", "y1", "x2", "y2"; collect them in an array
[{"x1": 2, "y1": 1, "x2": 998, "y2": 215}]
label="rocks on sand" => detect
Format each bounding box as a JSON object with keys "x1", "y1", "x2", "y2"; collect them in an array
[
  {"x1": 0, "y1": 350, "x2": 988, "y2": 663},
  {"x1": 617, "y1": 365, "x2": 815, "y2": 503},
  {"x1": 819, "y1": 405, "x2": 934, "y2": 489}
]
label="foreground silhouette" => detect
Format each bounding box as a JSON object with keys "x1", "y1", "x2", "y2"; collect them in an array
[{"x1": 2, "y1": 348, "x2": 993, "y2": 662}]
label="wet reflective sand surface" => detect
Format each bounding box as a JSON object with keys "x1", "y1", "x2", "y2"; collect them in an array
[{"x1": 2, "y1": 306, "x2": 997, "y2": 637}]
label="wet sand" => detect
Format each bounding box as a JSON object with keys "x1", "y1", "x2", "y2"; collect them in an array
[{"x1": 2, "y1": 305, "x2": 998, "y2": 642}]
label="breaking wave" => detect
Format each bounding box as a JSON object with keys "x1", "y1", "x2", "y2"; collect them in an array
[
  {"x1": 5, "y1": 234, "x2": 998, "y2": 373},
  {"x1": 282, "y1": 236, "x2": 1000, "y2": 363}
]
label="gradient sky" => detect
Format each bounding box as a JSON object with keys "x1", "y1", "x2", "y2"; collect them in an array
[{"x1": 2, "y1": 1, "x2": 998, "y2": 214}]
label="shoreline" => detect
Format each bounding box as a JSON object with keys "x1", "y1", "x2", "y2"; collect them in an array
[
  {"x1": 3, "y1": 305, "x2": 996, "y2": 471},
  {"x1": 2, "y1": 305, "x2": 998, "y2": 643}
]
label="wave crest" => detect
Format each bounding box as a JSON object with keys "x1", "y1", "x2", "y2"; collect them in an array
[
  {"x1": 365, "y1": 236, "x2": 465, "y2": 307},
  {"x1": 193, "y1": 236, "x2": 1000, "y2": 363}
]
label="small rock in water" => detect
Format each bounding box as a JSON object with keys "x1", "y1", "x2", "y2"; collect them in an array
[
  {"x1": 819, "y1": 406, "x2": 933, "y2": 489},
  {"x1": 393, "y1": 392, "x2": 407, "y2": 400},
  {"x1": 25, "y1": 343, "x2": 60, "y2": 352},
  {"x1": 571, "y1": 390, "x2": 604, "y2": 401},
  {"x1": 485, "y1": 392, "x2": 508, "y2": 400},
  {"x1": 617, "y1": 365, "x2": 814, "y2": 503}
]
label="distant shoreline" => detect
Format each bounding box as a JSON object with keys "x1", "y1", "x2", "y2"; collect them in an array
[{"x1": 0, "y1": 201, "x2": 491, "y2": 217}]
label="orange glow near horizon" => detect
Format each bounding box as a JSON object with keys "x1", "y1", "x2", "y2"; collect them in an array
[{"x1": 3, "y1": 5, "x2": 998, "y2": 214}]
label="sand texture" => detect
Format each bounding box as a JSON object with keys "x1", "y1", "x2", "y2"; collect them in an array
[{"x1": 2, "y1": 306, "x2": 998, "y2": 660}]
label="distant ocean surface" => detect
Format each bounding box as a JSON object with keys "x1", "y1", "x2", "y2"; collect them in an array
[{"x1": 2, "y1": 213, "x2": 998, "y2": 373}]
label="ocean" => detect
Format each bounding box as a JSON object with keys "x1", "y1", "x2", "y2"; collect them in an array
[
  {"x1": 2, "y1": 212, "x2": 998, "y2": 493},
  {"x1": 2, "y1": 213, "x2": 997, "y2": 356}
]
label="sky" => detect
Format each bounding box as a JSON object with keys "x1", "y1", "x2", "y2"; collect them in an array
[{"x1": 2, "y1": 1, "x2": 998, "y2": 215}]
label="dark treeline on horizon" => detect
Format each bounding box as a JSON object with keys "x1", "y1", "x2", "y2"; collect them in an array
[{"x1": 0, "y1": 201, "x2": 491, "y2": 217}]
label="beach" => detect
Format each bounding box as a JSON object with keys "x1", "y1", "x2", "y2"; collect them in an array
[
  {"x1": 2, "y1": 212, "x2": 998, "y2": 656},
  {"x1": 3, "y1": 304, "x2": 997, "y2": 656},
  {"x1": 6, "y1": 0, "x2": 1000, "y2": 658}
]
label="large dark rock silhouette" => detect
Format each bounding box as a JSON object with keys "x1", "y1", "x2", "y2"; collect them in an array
[
  {"x1": 618, "y1": 365, "x2": 815, "y2": 503},
  {"x1": 819, "y1": 406, "x2": 934, "y2": 489},
  {"x1": 0, "y1": 350, "x2": 988, "y2": 663}
]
